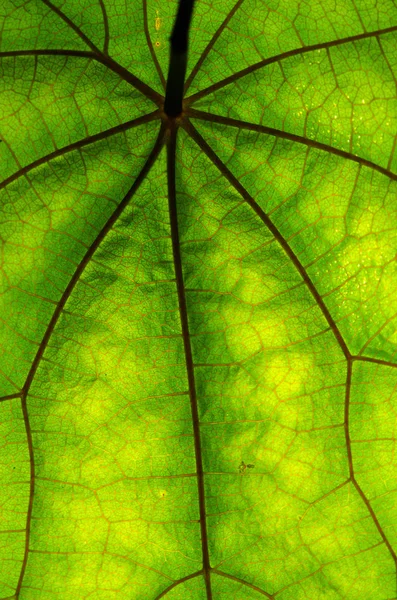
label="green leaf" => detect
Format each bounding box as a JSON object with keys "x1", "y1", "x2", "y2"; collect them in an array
[{"x1": 1, "y1": 0, "x2": 397, "y2": 598}]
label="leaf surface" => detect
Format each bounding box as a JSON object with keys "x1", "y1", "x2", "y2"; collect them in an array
[{"x1": 1, "y1": 0, "x2": 397, "y2": 598}]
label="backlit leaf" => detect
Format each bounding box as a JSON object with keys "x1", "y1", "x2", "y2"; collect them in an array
[{"x1": 1, "y1": 0, "x2": 397, "y2": 598}]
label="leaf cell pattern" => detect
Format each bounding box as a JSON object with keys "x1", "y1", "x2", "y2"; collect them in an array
[{"x1": 0, "y1": 0, "x2": 397, "y2": 598}]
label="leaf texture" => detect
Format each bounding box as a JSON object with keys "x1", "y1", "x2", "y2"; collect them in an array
[{"x1": 0, "y1": 0, "x2": 397, "y2": 598}]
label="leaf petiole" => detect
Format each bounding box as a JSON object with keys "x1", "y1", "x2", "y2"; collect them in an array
[{"x1": 164, "y1": 0, "x2": 196, "y2": 117}]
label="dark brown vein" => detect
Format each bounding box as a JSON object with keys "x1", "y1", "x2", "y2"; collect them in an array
[
  {"x1": 15, "y1": 394, "x2": 35, "y2": 598},
  {"x1": 143, "y1": 0, "x2": 166, "y2": 91},
  {"x1": 15, "y1": 124, "x2": 166, "y2": 597},
  {"x1": 212, "y1": 569, "x2": 275, "y2": 599},
  {"x1": 0, "y1": 110, "x2": 160, "y2": 192},
  {"x1": 22, "y1": 121, "x2": 165, "y2": 392},
  {"x1": 39, "y1": 0, "x2": 102, "y2": 53},
  {"x1": 98, "y1": 0, "x2": 110, "y2": 54},
  {"x1": 0, "y1": 393, "x2": 22, "y2": 403},
  {"x1": 182, "y1": 118, "x2": 351, "y2": 360},
  {"x1": 37, "y1": 0, "x2": 163, "y2": 104},
  {"x1": 186, "y1": 108, "x2": 397, "y2": 182},
  {"x1": 153, "y1": 570, "x2": 203, "y2": 600},
  {"x1": 0, "y1": 48, "x2": 163, "y2": 105},
  {"x1": 185, "y1": 25, "x2": 397, "y2": 105},
  {"x1": 352, "y1": 355, "x2": 397, "y2": 369},
  {"x1": 167, "y1": 125, "x2": 212, "y2": 600},
  {"x1": 0, "y1": 49, "x2": 94, "y2": 60},
  {"x1": 184, "y1": 0, "x2": 246, "y2": 93},
  {"x1": 376, "y1": 36, "x2": 397, "y2": 172},
  {"x1": 350, "y1": 0, "x2": 367, "y2": 33},
  {"x1": 344, "y1": 361, "x2": 354, "y2": 479},
  {"x1": 345, "y1": 360, "x2": 397, "y2": 574},
  {"x1": 0, "y1": 529, "x2": 26, "y2": 534},
  {"x1": 90, "y1": 52, "x2": 164, "y2": 106}
]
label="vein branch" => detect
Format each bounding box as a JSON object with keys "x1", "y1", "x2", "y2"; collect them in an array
[
  {"x1": 98, "y1": 0, "x2": 110, "y2": 54},
  {"x1": 345, "y1": 361, "x2": 397, "y2": 572},
  {"x1": 166, "y1": 126, "x2": 212, "y2": 599},
  {"x1": 153, "y1": 570, "x2": 203, "y2": 600},
  {"x1": 37, "y1": 0, "x2": 163, "y2": 105},
  {"x1": 185, "y1": 25, "x2": 397, "y2": 105},
  {"x1": 212, "y1": 569, "x2": 274, "y2": 599},
  {"x1": 352, "y1": 355, "x2": 397, "y2": 369},
  {"x1": 143, "y1": 0, "x2": 166, "y2": 90},
  {"x1": 14, "y1": 125, "x2": 166, "y2": 596},
  {"x1": 185, "y1": 25, "x2": 397, "y2": 106},
  {"x1": 184, "y1": 0, "x2": 246, "y2": 93},
  {"x1": 182, "y1": 118, "x2": 351, "y2": 359},
  {"x1": 15, "y1": 394, "x2": 35, "y2": 598},
  {"x1": 22, "y1": 123, "x2": 165, "y2": 394},
  {"x1": 39, "y1": 0, "x2": 102, "y2": 53},
  {"x1": 0, "y1": 110, "x2": 160, "y2": 192},
  {"x1": 0, "y1": 393, "x2": 22, "y2": 403},
  {"x1": 186, "y1": 109, "x2": 397, "y2": 181},
  {"x1": 344, "y1": 361, "x2": 354, "y2": 479},
  {"x1": 0, "y1": 49, "x2": 94, "y2": 59}
]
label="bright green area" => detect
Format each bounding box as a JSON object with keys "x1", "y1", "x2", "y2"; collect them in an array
[
  {"x1": 0, "y1": 0, "x2": 397, "y2": 598},
  {"x1": 24, "y1": 150, "x2": 202, "y2": 597},
  {"x1": 192, "y1": 120, "x2": 397, "y2": 360},
  {"x1": 350, "y1": 362, "x2": 397, "y2": 540}
]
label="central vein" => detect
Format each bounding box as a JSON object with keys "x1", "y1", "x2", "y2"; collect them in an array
[{"x1": 164, "y1": 0, "x2": 196, "y2": 117}]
